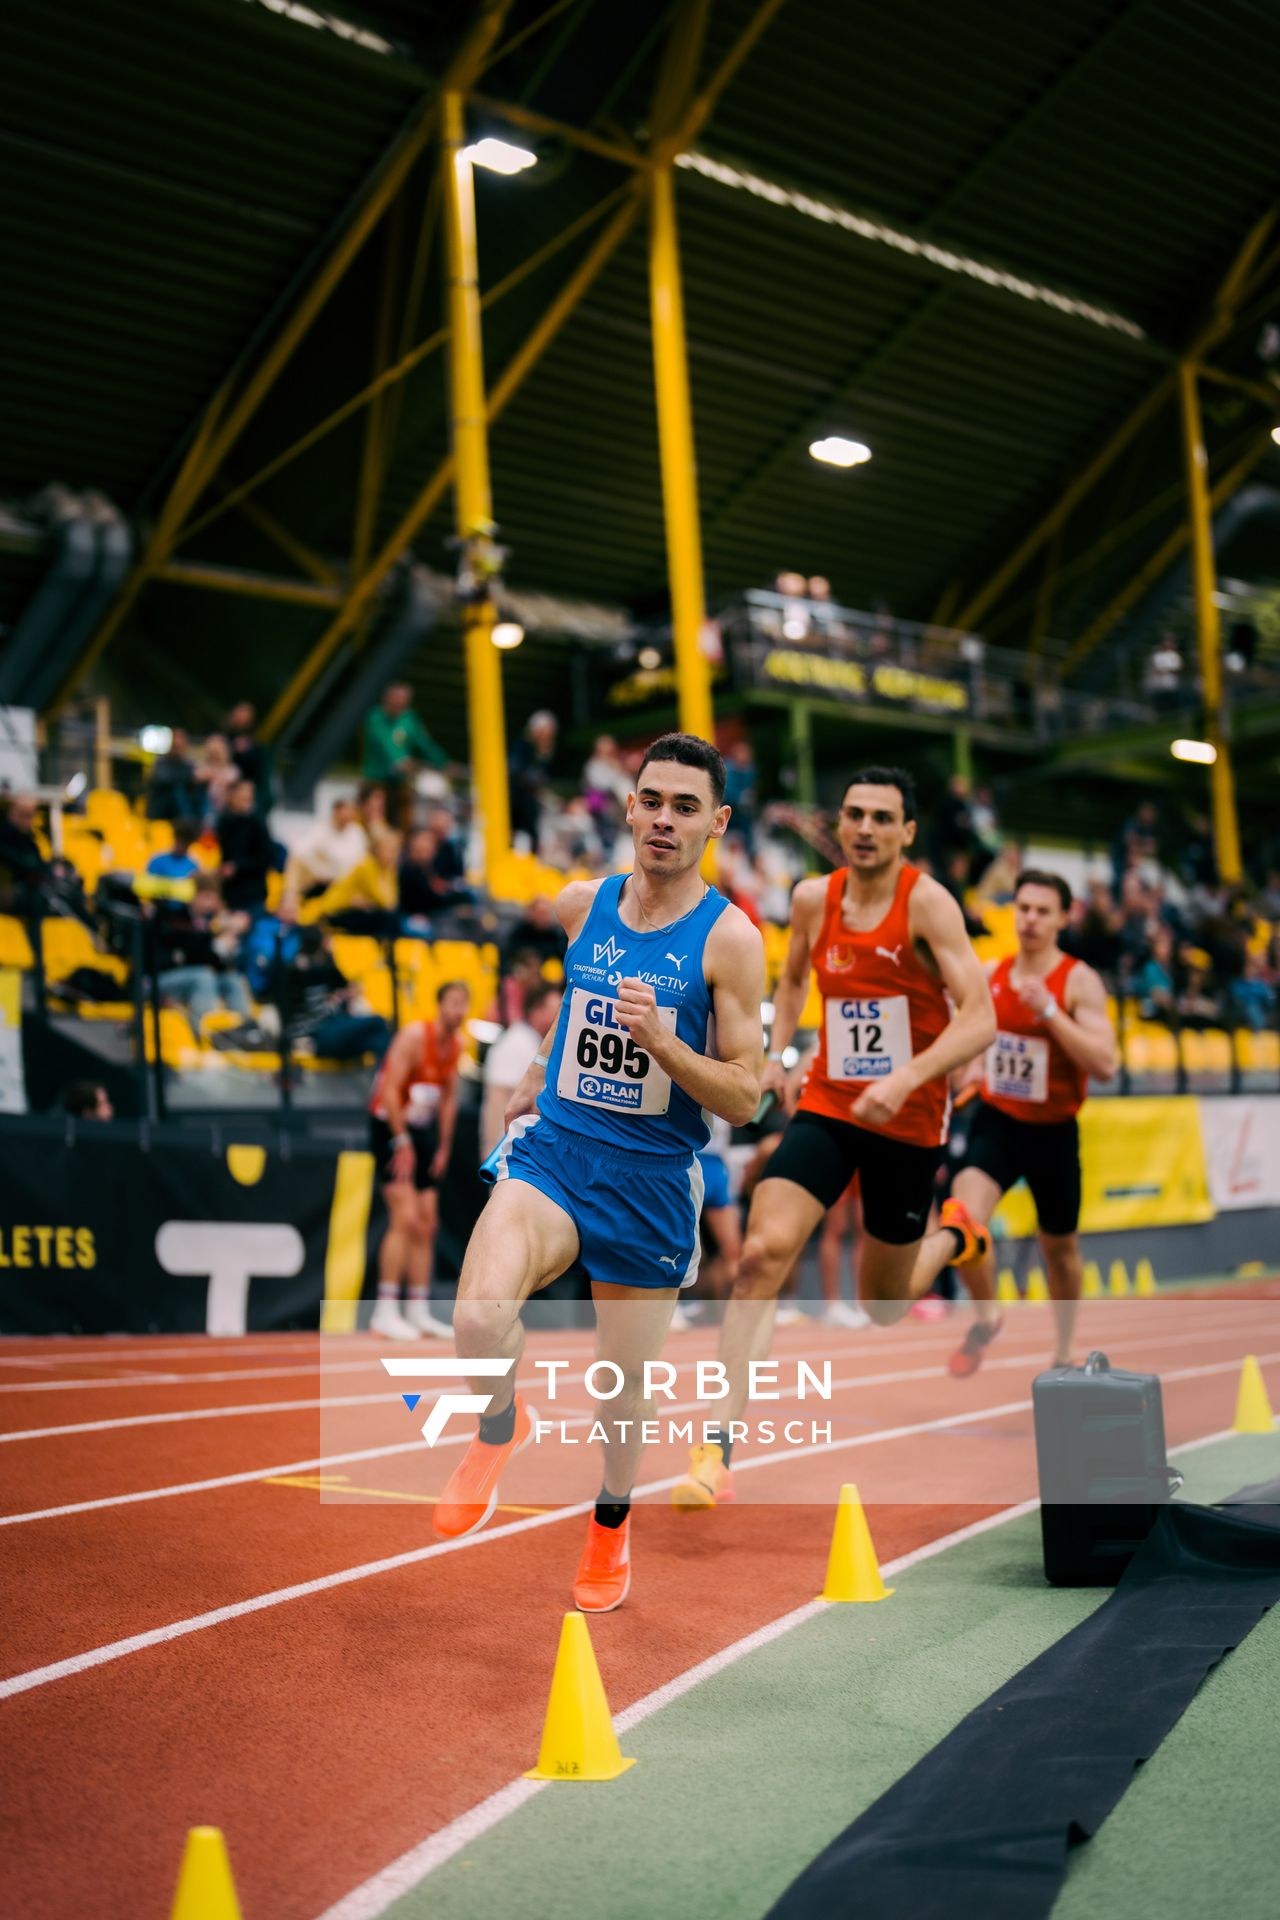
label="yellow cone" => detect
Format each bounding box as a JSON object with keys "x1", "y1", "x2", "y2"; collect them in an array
[
  {"x1": 524, "y1": 1612, "x2": 636, "y2": 1781},
  {"x1": 1109, "y1": 1259, "x2": 1130, "y2": 1297},
  {"x1": 1026, "y1": 1266, "x2": 1049, "y2": 1302},
  {"x1": 820, "y1": 1483, "x2": 893, "y2": 1603},
  {"x1": 1082, "y1": 1260, "x2": 1103, "y2": 1299},
  {"x1": 170, "y1": 1828, "x2": 242, "y2": 1920},
  {"x1": 1134, "y1": 1257, "x2": 1157, "y2": 1297},
  {"x1": 996, "y1": 1269, "x2": 1019, "y2": 1304},
  {"x1": 1233, "y1": 1355, "x2": 1275, "y2": 1434}
]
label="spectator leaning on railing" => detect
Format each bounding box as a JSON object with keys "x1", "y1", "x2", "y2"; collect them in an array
[
  {"x1": 363, "y1": 683, "x2": 449, "y2": 828},
  {"x1": 215, "y1": 779, "x2": 274, "y2": 915},
  {"x1": 145, "y1": 729, "x2": 200, "y2": 822}
]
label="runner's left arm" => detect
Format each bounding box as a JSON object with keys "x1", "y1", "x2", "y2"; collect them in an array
[
  {"x1": 614, "y1": 908, "x2": 765, "y2": 1127},
  {"x1": 1019, "y1": 963, "x2": 1118, "y2": 1079},
  {"x1": 852, "y1": 880, "x2": 995, "y2": 1128}
]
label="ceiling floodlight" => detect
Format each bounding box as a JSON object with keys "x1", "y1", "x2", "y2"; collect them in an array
[
  {"x1": 1272, "y1": 426, "x2": 1280, "y2": 446},
  {"x1": 638, "y1": 647, "x2": 662, "y2": 670},
  {"x1": 465, "y1": 137, "x2": 537, "y2": 176},
  {"x1": 139, "y1": 725, "x2": 173, "y2": 754},
  {"x1": 809, "y1": 436, "x2": 872, "y2": 468},
  {"x1": 1170, "y1": 738, "x2": 1217, "y2": 765},
  {"x1": 491, "y1": 620, "x2": 525, "y2": 650}
]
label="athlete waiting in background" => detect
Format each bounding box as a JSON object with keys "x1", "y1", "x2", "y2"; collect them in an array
[
  {"x1": 908, "y1": 870, "x2": 1117, "y2": 1374},
  {"x1": 434, "y1": 735, "x2": 765, "y2": 1611},
  {"x1": 478, "y1": 981, "x2": 563, "y2": 1162},
  {"x1": 367, "y1": 981, "x2": 470, "y2": 1340},
  {"x1": 674, "y1": 767, "x2": 995, "y2": 1508}
]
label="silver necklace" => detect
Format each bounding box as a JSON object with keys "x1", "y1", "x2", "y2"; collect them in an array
[{"x1": 628, "y1": 875, "x2": 707, "y2": 934}]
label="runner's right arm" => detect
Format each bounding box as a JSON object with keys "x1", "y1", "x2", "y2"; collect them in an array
[{"x1": 761, "y1": 878, "x2": 825, "y2": 1100}]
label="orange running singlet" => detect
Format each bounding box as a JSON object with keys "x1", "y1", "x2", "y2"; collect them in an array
[
  {"x1": 982, "y1": 952, "x2": 1087, "y2": 1123},
  {"x1": 369, "y1": 1022, "x2": 462, "y2": 1125},
  {"x1": 798, "y1": 864, "x2": 952, "y2": 1148}
]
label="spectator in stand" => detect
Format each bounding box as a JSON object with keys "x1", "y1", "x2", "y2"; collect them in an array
[
  {"x1": 1072, "y1": 879, "x2": 1125, "y2": 977},
  {"x1": 307, "y1": 828, "x2": 400, "y2": 935},
  {"x1": 362, "y1": 684, "x2": 448, "y2": 829},
  {"x1": 399, "y1": 825, "x2": 472, "y2": 932},
  {"x1": 145, "y1": 817, "x2": 200, "y2": 886},
  {"x1": 62, "y1": 1081, "x2": 114, "y2": 1121},
  {"x1": 216, "y1": 780, "x2": 274, "y2": 914},
  {"x1": 497, "y1": 947, "x2": 546, "y2": 1027},
  {"x1": 479, "y1": 980, "x2": 562, "y2": 1160},
  {"x1": 358, "y1": 782, "x2": 390, "y2": 838},
  {"x1": 425, "y1": 805, "x2": 469, "y2": 888},
  {"x1": 151, "y1": 873, "x2": 256, "y2": 1028},
  {"x1": 929, "y1": 773, "x2": 978, "y2": 881},
  {"x1": 226, "y1": 703, "x2": 270, "y2": 808},
  {"x1": 1143, "y1": 633, "x2": 1185, "y2": 711},
  {"x1": 277, "y1": 924, "x2": 392, "y2": 1063},
  {"x1": 1232, "y1": 953, "x2": 1276, "y2": 1032},
  {"x1": 723, "y1": 740, "x2": 759, "y2": 854},
  {"x1": 282, "y1": 797, "x2": 367, "y2": 907},
  {"x1": 543, "y1": 793, "x2": 603, "y2": 870},
  {"x1": 1176, "y1": 960, "x2": 1220, "y2": 1029},
  {"x1": 581, "y1": 734, "x2": 631, "y2": 855},
  {"x1": 0, "y1": 794, "x2": 85, "y2": 919},
  {"x1": 146, "y1": 729, "x2": 200, "y2": 822},
  {"x1": 508, "y1": 709, "x2": 558, "y2": 850},
  {"x1": 194, "y1": 734, "x2": 238, "y2": 825},
  {"x1": 1111, "y1": 799, "x2": 1160, "y2": 890},
  {"x1": 500, "y1": 894, "x2": 566, "y2": 974},
  {"x1": 1133, "y1": 925, "x2": 1175, "y2": 1020}
]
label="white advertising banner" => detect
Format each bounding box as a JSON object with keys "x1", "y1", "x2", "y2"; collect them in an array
[
  {"x1": 0, "y1": 969, "x2": 26, "y2": 1113},
  {"x1": 1199, "y1": 1096, "x2": 1280, "y2": 1212}
]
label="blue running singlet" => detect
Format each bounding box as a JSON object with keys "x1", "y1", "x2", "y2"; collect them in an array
[{"x1": 536, "y1": 872, "x2": 729, "y2": 1156}]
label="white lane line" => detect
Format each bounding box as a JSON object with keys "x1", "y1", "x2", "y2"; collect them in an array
[
  {"x1": 0, "y1": 1338, "x2": 353, "y2": 1366},
  {"x1": 3, "y1": 1357, "x2": 1270, "y2": 1701},
  {"x1": 0, "y1": 1361, "x2": 386, "y2": 1395},
  {"x1": 312, "y1": 1501, "x2": 1045, "y2": 1919},
  {"x1": 5, "y1": 1313, "x2": 1267, "y2": 1444}
]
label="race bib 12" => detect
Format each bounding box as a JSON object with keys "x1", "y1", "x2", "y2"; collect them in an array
[{"x1": 824, "y1": 994, "x2": 912, "y2": 1082}]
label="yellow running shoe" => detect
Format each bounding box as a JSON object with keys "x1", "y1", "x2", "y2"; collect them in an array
[
  {"x1": 432, "y1": 1393, "x2": 533, "y2": 1539},
  {"x1": 671, "y1": 1442, "x2": 735, "y2": 1509},
  {"x1": 572, "y1": 1515, "x2": 632, "y2": 1612}
]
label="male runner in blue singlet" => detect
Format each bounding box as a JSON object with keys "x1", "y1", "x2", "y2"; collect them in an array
[{"x1": 433, "y1": 734, "x2": 766, "y2": 1612}]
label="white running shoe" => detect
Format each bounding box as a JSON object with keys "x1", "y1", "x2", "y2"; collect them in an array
[
  {"x1": 402, "y1": 1299, "x2": 454, "y2": 1339},
  {"x1": 668, "y1": 1303, "x2": 699, "y2": 1331},
  {"x1": 774, "y1": 1302, "x2": 803, "y2": 1327},
  {"x1": 369, "y1": 1299, "x2": 422, "y2": 1340},
  {"x1": 822, "y1": 1300, "x2": 871, "y2": 1330}
]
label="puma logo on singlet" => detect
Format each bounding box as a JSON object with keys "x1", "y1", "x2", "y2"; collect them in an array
[
  {"x1": 658, "y1": 1254, "x2": 680, "y2": 1268},
  {"x1": 875, "y1": 944, "x2": 903, "y2": 967},
  {"x1": 665, "y1": 953, "x2": 686, "y2": 970}
]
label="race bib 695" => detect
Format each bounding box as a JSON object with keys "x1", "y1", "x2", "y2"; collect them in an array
[{"x1": 557, "y1": 988, "x2": 676, "y2": 1114}]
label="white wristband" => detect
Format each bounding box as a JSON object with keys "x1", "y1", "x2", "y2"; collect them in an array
[
  {"x1": 1041, "y1": 996, "x2": 1059, "y2": 1022},
  {"x1": 532, "y1": 1050, "x2": 549, "y2": 1068},
  {"x1": 392, "y1": 1132, "x2": 412, "y2": 1150}
]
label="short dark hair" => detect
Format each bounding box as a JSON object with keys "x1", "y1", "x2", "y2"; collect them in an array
[
  {"x1": 436, "y1": 979, "x2": 471, "y2": 1002},
  {"x1": 1016, "y1": 868, "x2": 1072, "y2": 911},
  {"x1": 636, "y1": 732, "x2": 726, "y2": 808},
  {"x1": 843, "y1": 766, "x2": 917, "y2": 822},
  {"x1": 523, "y1": 980, "x2": 560, "y2": 1018},
  {"x1": 63, "y1": 1080, "x2": 105, "y2": 1117}
]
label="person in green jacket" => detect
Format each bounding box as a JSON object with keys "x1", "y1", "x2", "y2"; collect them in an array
[{"x1": 363, "y1": 684, "x2": 449, "y2": 827}]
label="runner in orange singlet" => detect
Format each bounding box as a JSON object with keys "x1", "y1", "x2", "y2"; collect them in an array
[
  {"x1": 673, "y1": 767, "x2": 996, "y2": 1507},
  {"x1": 910, "y1": 869, "x2": 1117, "y2": 1376}
]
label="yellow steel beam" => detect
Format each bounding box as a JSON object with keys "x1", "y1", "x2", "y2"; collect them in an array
[
  {"x1": 468, "y1": 92, "x2": 644, "y2": 169},
  {"x1": 1028, "y1": 526, "x2": 1061, "y2": 656},
  {"x1": 442, "y1": 88, "x2": 510, "y2": 870},
  {"x1": 178, "y1": 180, "x2": 630, "y2": 551},
  {"x1": 955, "y1": 201, "x2": 1280, "y2": 636},
  {"x1": 154, "y1": 561, "x2": 342, "y2": 607},
  {"x1": 1178, "y1": 363, "x2": 1241, "y2": 884},
  {"x1": 660, "y1": 0, "x2": 790, "y2": 157},
  {"x1": 481, "y1": 0, "x2": 579, "y2": 74},
  {"x1": 1197, "y1": 362, "x2": 1280, "y2": 411},
  {"x1": 260, "y1": 186, "x2": 642, "y2": 743},
  {"x1": 1060, "y1": 426, "x2": 1274, "y2": 681},
  {"x1": 225, "y1": 489, "x2": 340, "y2": 586},
  {"x1": 649, "y1": 165, "x2": 715, "y2": 746}
]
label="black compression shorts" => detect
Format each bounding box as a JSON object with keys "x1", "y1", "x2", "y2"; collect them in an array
[
  {"x1": 370, "y1": 1116, "x2": 441, "y2": 1191},
  {"x1": 963, "y1": 1101, "x2": 1081, "y2": 1236},
  {"x1": 763, "y1": 1109, "x2": 941, "y2": 1245}
]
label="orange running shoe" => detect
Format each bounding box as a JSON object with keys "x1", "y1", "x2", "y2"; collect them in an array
[
  {"x1": 948, "y1": 1316, "x2": 1004, "y2": 1378},
  {"x1": 670, "y1": 1442, "x2": 735, "y2": 1509},
  {"x1": 432, "y1": 1393, "x2": 534, "y2": 1539},
  {"x1": 573, "y1": 1515, "x2": 632, "y2": 1612},
  {"x1": 940, "y1": 1196, "x2": 992, "y2": 1267}
]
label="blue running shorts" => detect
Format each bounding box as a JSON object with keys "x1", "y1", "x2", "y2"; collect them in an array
[
  {"x1": 695, "y1": 1147, "x2": 731, "y2": 1212},
  {"x1": 484, "y1": 1114, "x2": 704, "y2": 1291}
]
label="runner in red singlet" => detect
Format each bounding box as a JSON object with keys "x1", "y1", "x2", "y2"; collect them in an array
[
  {"x1": 367, "y1": 980, "x2": 470, "y2": 1339},
  {"x1": 909, "y1": 869, "x2": 1117, "y2": 1375},
  {"x1": 673, "y1": 767, "x2": 996, "y2": 1507}
]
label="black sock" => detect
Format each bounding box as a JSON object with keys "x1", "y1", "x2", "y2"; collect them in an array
[
  {"x1": 594, "y1": 1491, "x2": 631, "y2": 1529},
  {"x1": 707, "y1": 1426, "x2": 733, "y2": 1466},
  {"x1": 478, "y1": 1398, "x2": 517, "y2": 1446},
  {"x1": 944, "y1": 1225, "x2": 966, "y2": 1262}
]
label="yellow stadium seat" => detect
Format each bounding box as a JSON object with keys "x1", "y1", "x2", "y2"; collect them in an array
[
  {"x1": 41, "y1": 919, "x2": 129, "y2": 985},
  {"x1": 361, "y1": 966, "x2": 395, "y2": 1021},
  {"x1": 143, "y1": 1005, "x2": 202, "y2": 1067},
  {"x1": 145, "y1": 821, "x2": 175, "y2": 855},
  {"x1": 329, "y1": 935, "x2": 382, "y2": 982},
  {"x1": 0, "y1": 916, "x2": 35, "y2": 969},
  {"x1": 85, "y1": 789, "x2": 130, "y2": 832}
]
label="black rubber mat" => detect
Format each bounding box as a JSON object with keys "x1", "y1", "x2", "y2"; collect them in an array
[{"x1": 766, "y1": 1497, "x2": 1280, "y2": 1920}]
